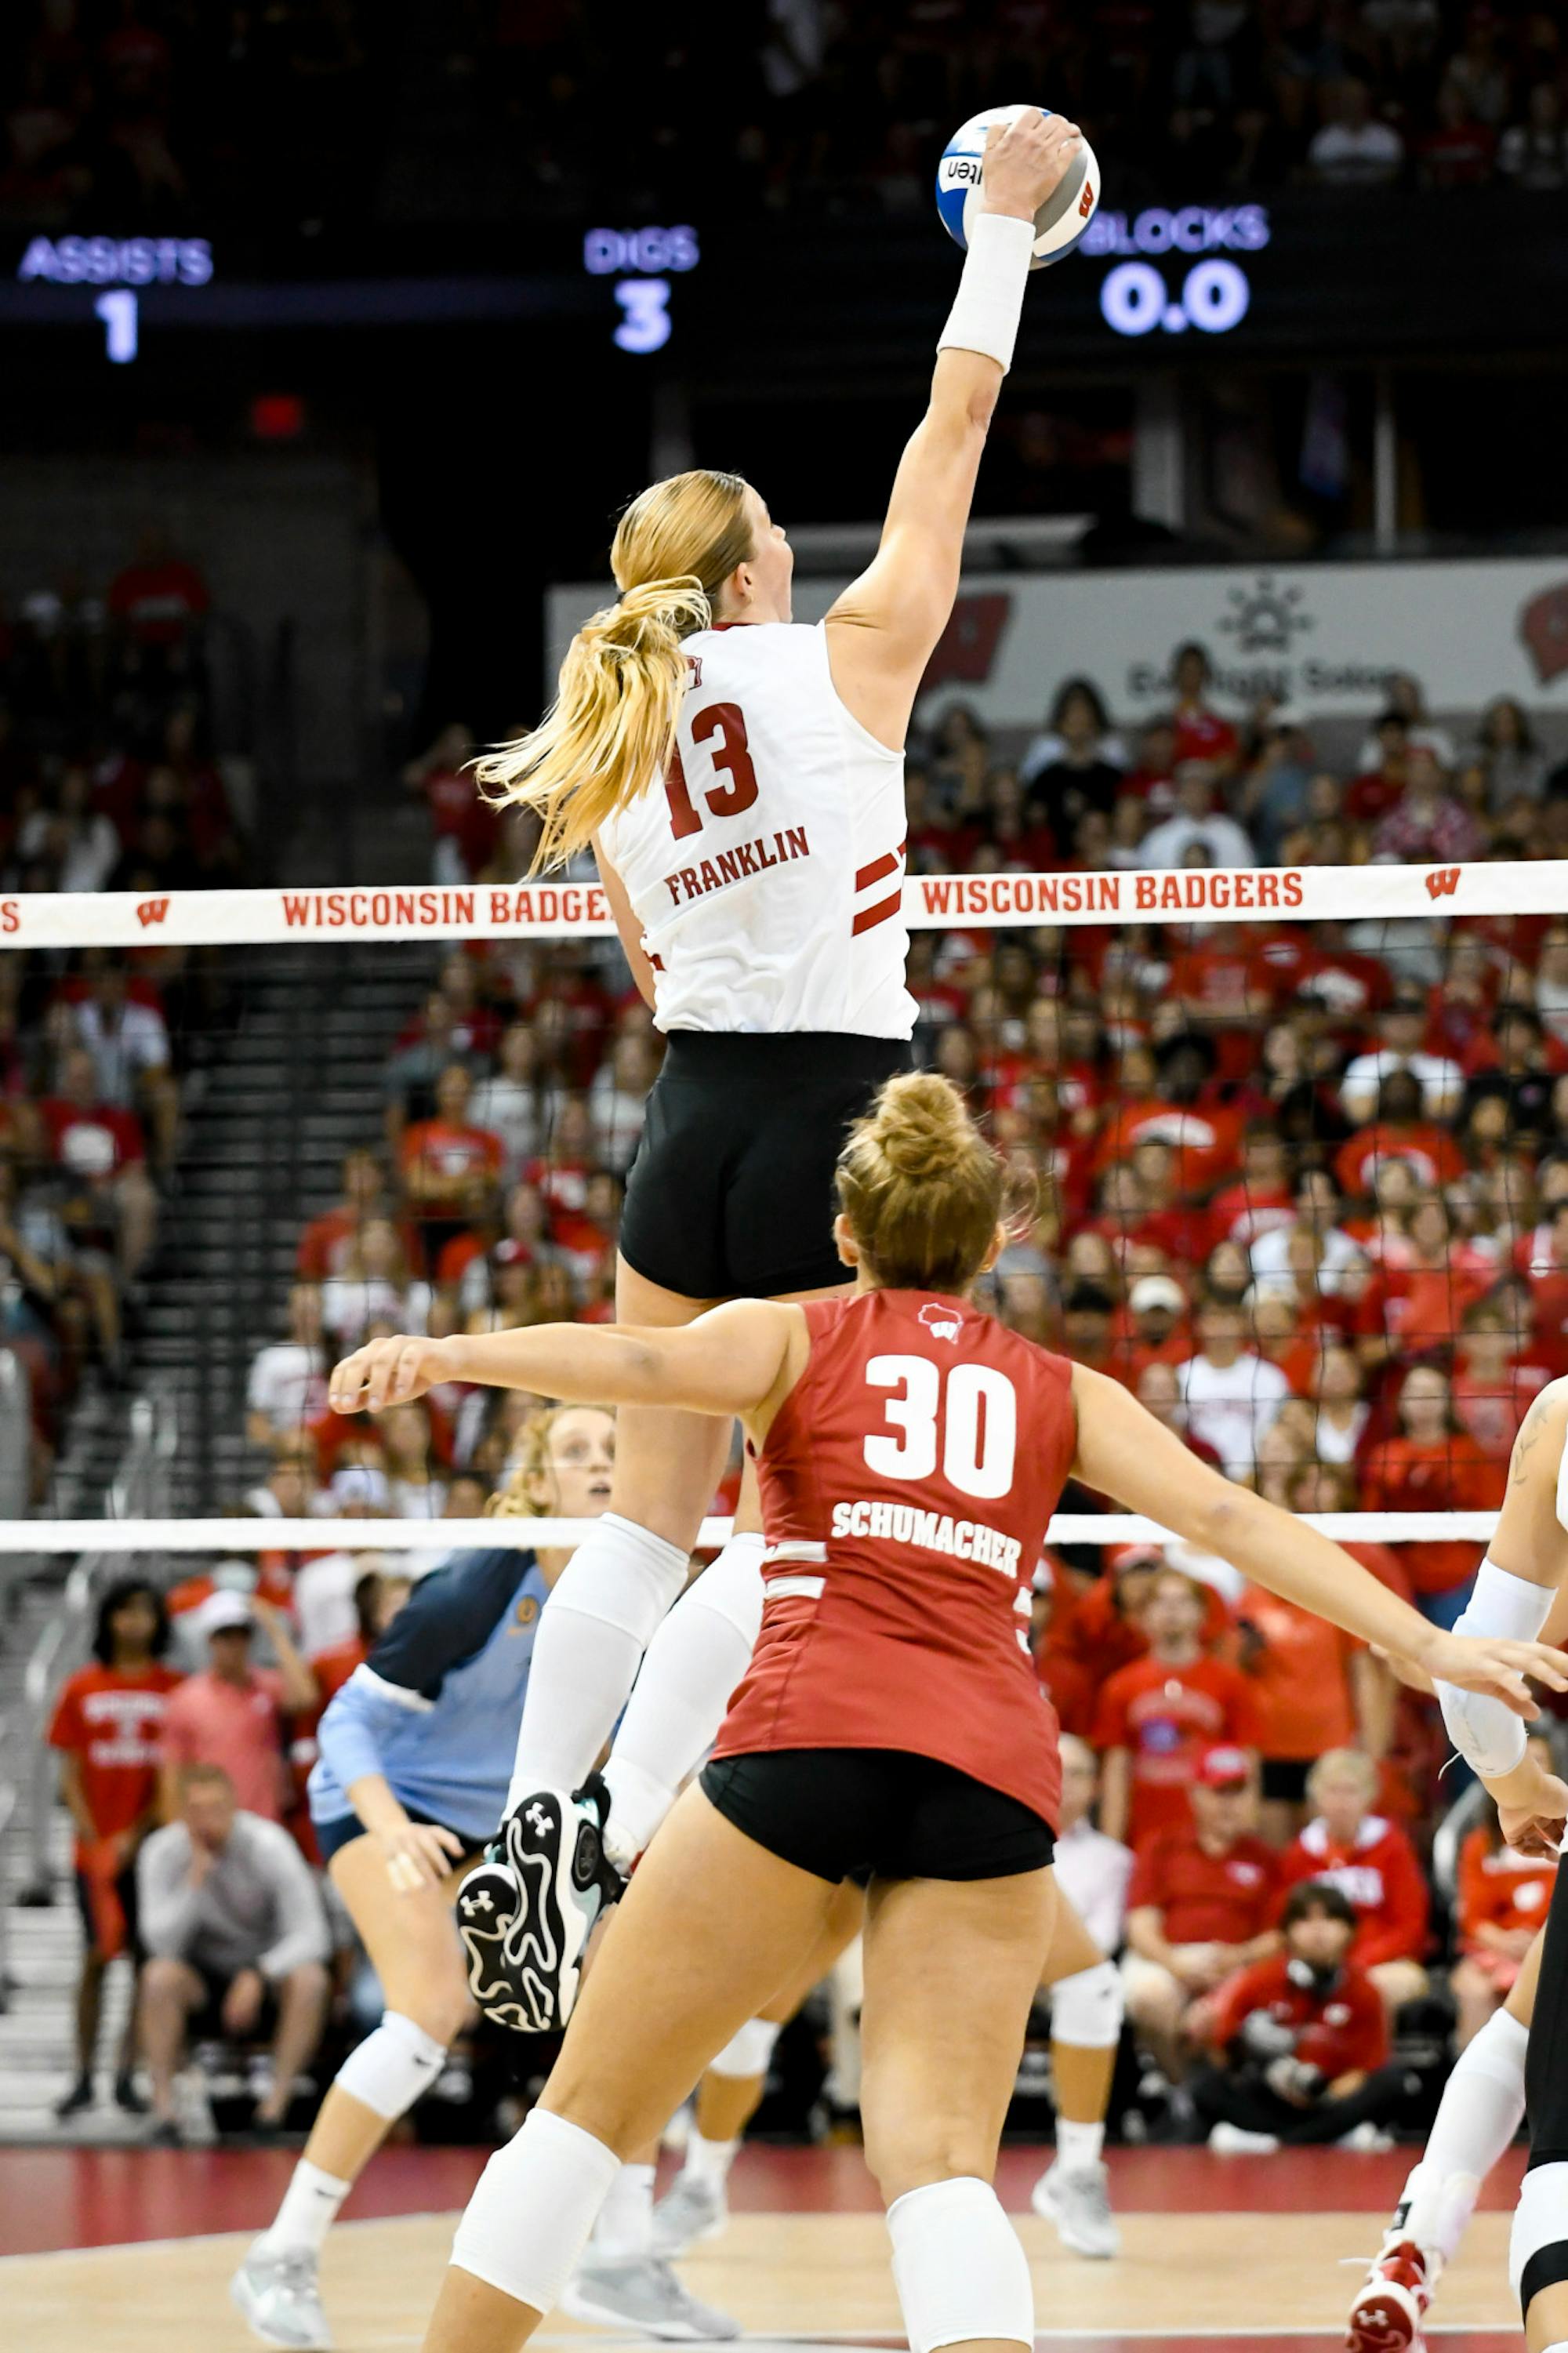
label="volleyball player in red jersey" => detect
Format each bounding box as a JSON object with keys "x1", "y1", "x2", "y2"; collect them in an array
[{"x1": 331, "y1": 1075, "x2": 1566, "y2": 2353}]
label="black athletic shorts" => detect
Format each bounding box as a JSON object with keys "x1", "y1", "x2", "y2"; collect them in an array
[
  {"x1": 700, "y1": 1747, "x2": 1055, "y2": 1885},
  {"x1": 619, "y1": 1030, "x2": 912, "y2": 1301}
]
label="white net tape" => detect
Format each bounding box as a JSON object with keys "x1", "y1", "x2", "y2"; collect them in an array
[
  {"x1": 0, "y1": 855, "x2": 1550, "y2": 946},
  {"x1": 0, "y1": 1513, "x2": 1501, "y2": 1552}
]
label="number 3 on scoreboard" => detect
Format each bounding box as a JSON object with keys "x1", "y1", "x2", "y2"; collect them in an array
[
  {"x1": 664, "y1": 703, "x2": 760, "y2": 841},
  {"x1": 862, "y1": 1356, "x2": 1018, "y2": 1501}
]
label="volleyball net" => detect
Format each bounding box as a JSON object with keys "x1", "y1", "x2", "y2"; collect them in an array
[{"x1": 0, "y1": 854, "x2": 1560, "y2": 1573}]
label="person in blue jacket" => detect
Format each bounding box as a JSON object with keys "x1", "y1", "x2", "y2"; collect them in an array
[{"x1": 233, "y1": 1405, "x2": 614, "y2": 2352}]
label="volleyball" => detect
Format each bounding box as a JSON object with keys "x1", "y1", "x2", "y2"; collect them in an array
[{"x1": 935, "y1": 103, "x2": 1100, "y2": 270}]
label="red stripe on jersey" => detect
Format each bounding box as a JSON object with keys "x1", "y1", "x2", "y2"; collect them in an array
[
  {"x1": 852, "y1": 889, "x2": 902, "y2": 936},
  {"x1": 853, "y1": 841, "x2": 909, "y2": 892}
]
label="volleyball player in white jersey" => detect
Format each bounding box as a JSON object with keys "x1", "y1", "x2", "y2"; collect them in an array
[
  {"x1": 1346, "y1": 1382, "x2": 1568, "y2": 2353},
  {"x1": 458, "y1": 106, "x2": 1087, "y2": 2033}
]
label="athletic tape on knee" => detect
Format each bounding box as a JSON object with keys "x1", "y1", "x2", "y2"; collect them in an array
[
  {"x1": 334, "y1": 2011, "x2": 446, "y2": 2121},
  {"x1": 1512, "y1": 2162, "x2": 1568, "y2": 2309},
  {"x1": 1437, "y1": 1558, "x2": 1551, "y2": 1781},
  {"x1": 888, "y1": 2177, "x2": 1034, "y2": 2353},
  {"x1": 452, "y1": 2108, "x2": 621, "y2": 2310},
  {"x1": 711, "y1": 2017, "x2": 781, "y2": 2079},
  {"x1": 1050, "y1": 1959, "x2": 1123, "y2": 2050}
]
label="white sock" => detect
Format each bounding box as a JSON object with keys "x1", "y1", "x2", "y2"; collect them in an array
[
  {"x1": 1397, "y1": 2008, "x2": 1528, "y2": 2263},
  {"x1": 259, "y1": 2158, "x2": 352, "y2": 2256},
  {"x1": 601, "y1": 1534, "x2": 765, "y2": 1867},
  {"x1": 591, "y1": 2161, "x2": 655, "y2": 2260},
  {"x1": 682, "y1": 2128, "x2": 739, "y2": 2191},
  {"x1": 1054, "y1": 2115, "x2": 1105, "y2": 2172},
  {"x1": 505, "y1": 1515, "x2": 691, "y2": 1808}
]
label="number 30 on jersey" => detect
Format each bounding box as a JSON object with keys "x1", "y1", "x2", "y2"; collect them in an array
[{"x1": 863, "y1": 1356, "x2": 1018, "y2": 1501}]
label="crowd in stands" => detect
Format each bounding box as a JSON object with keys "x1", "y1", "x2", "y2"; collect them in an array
[
  {"x1": 0, "y1": 529, "x2": 249, "y2": 1491},
  {"x1": 35, "y1": 640, "x2": 1552, "y2": 2149},
  {"x1": 5, "y1": 2, "x2": 1568, "y2": 240}
]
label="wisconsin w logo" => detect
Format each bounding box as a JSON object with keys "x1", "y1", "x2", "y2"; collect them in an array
[
  {"x1": 136, "y1": 896, "x2": 170, "y2": 928},
  {"x1": 1424, "y1": 866, "x2": 1461, "y2": 902}
]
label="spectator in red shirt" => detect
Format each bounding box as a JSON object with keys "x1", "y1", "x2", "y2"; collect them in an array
[
  {"x1": 1170, "y1": 641, "x2": 1240, "y2": 776},
  {"x1": 1371, "y1": 746, "x2": 1484, "y2": 864},
  {"x1": 107, "y1": 527, "x2": 209, "y2": 652},
  {"x1": 1113, "y1": 1273, "x2": 1191, "y2": 1385},
  {"x1": 1451, "y1": 1736, "x2": 1559, "y2": 2049},
  {"x1": 1334, "y1": 1069, "x2": 1468, "y2": 1204},
  {"x1": 1275, "y1": 1748, "x2": 1429, "y2": 2018},
  {"x1": 400, "y1": 1063, "x2": 504, "y2": 1250},
  {"x1": 296, "y1": 1149, "x2": 411, "y2": 1281},
  {"x1": 1120, "y1": 714, "x2": 1179, "y2": 818},
  {"x1": 1187, "y1": 1883, "x2": 1399, "y2": 2149},
  {"x1": 1451, "y1": 1295, "x2": 1549, "y2": 1459},
  {"x1": 1121, "y1": 1748, "x2": 1279, "y2": 2079},
  {"x1": 159, "y1": 1592, "x2": 317, "y2": 1827},
  {"x1": 1094, "y1": 1567, "x2": 1261, "y2": 1846},
  {"x1": 1207, "y1": 1124, "x2": 1295, "y2": 1253},
  {"x1": 402, "y1": 721, "x2": 501, "y2": 882},
  {"x1": 1345, "y1": 711, "x2": 1411, "y2": 829},
  {"x1": 40, "y1": 1044, "x2": 158, "y2": 1280},
  {"x1": 47, "y1": 1578, "x2": 182, "y2": 2121},
  {"x1": 1360, "y1": 1364, "x2": 1506, "y2": 1614}
]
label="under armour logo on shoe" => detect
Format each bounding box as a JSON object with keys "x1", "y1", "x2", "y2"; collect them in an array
[
  {"x1": 462, "y1": 1889, "x2": 495, "y2": 1916},
  {"x1": 525, "y1": 1800, "x2": 552, "y2": 1836}
]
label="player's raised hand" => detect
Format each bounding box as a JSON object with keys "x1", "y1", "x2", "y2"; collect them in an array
[
  {"x1": 330, "y1": 1334, "x2": 452, "y2": 1414},
  {"x1": 980, "y1": 107, "x2": 1083, "y2": 224}
]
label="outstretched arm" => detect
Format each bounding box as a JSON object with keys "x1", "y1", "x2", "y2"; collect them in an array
[
  {"x1": 1069, "y1": 1364, "x2": 1568, "y2": 1717},
  {"x1": 329, "y1": 1299, "x2": 806, "y2": 1428},
  {"x1": 824, "y1": 110, "x2": 1083, "y2": 750}
]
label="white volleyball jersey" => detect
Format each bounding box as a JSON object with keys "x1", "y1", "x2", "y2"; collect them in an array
[{"x1": 597, "y1": 622, "x2": 915, "y2": 1039}]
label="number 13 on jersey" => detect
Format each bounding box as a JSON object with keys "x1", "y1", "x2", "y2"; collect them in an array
[
  {"x1": 665, "y1": 703, "x2": 759, "y2": 841},
  {"x1": 863, "y1": 1356, "x2": 1018, "y2": 1501}
]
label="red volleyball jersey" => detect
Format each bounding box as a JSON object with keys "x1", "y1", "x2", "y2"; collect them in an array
[{"x1": 713, "y1": 1290, "x2": 1078, "y2": 1826}]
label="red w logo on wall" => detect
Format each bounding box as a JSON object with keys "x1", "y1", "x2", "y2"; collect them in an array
[
  {"x1": 1424, "y1": 868, "x2": 1461, "y2": 902},
  {"x1": 136, "y1": 897, "x2": 170, "y2": 928},
  {"x1": 920, "y1": 594, "x2": 1011, "y2": 694}
]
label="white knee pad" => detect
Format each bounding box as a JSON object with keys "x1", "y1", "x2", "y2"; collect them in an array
[
  {"x1": 453, "y1": 2108, "x2": 621, "y2": 2309},
  {"x1": 1510, "y1": 2162, "x2": 1568, "y2": 2308},
  {"x1": 888, "y1": 2177, "x2": 1034, "y2": 2353},
  {"x1": 554, "y1": 1513, "x2": 692, "y2": 1644},
  {"x1": 334, "y1": 2011, "x2": 446, "y2": 2121},
  {"x1": 711, "y1": 2017, "x2": 781, "y2": 2079},
  {"x1": 1049, "y1": 1959, "x2": 1123, "y2": 2050}
]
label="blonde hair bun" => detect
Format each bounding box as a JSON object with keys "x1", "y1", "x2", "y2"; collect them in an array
[
  {"x1": 836, "y1": 1070, "x2": 1004, "y2": 1293},
  {"x1": 864, "y1": 1072, "x2": 974, "y2": 1178}
]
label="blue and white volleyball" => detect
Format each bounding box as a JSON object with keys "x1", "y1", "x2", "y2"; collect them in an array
[{"x1": 935, "y1": 104, "x2": 1100, "y2": 271}]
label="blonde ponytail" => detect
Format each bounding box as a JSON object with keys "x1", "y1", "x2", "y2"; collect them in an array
[
  {"x1": 836, "y1": 1072, "x2": 1006, "y2": 1294},
  {"x1": 476, "y1": 468, "x2": 755, "y2": 872}
]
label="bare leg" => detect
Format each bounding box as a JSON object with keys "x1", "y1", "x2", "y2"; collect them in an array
[
  {"x1": 74, "y1": 1948, "x2": 107, "y2": 2079},
  {"x1": 258, "y1": 1963, "x2": 332, "y2": 2126},
  {"x1": 299, "y1": 1836, "x2": 477, "y2": 2181},
  {"x1": 139, "y1": 1956, "x2": 202, "y2": 2123},
  {"x1": 1451, "y1": 1956, "x2": 1504, "y2": 2053},
  {"x1": 420, "y1": 1788, "x2": 840, "y2": 2353},
  {"x1": 861, "y1": 1867, "x2": 1057, "y2": 2353}
]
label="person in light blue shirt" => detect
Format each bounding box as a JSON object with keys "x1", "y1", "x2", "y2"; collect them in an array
[{"x1": 234, "y1": 1405, "x2": 615, "y2": 2352}]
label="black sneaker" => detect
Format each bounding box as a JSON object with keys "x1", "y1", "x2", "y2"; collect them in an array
[
  {"x1": 113, "y1": 2071, "x2": 148, "y2": 2116},
  {"x1": 457, "y1": 1776, "x2": 624, "y2": 2032},
  {"x1": 54, "y1": 2075, "x2": 93, "y2": 2122}
]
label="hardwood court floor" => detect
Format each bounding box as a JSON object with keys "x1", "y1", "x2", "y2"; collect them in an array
[{"x1": 0, "y1": 2144, "x2": 1530, "y2": 2353}]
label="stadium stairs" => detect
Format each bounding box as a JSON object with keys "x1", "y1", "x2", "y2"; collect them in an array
[{"x1": 60, "y1": 942, "x2": 434, "y2": 1518}]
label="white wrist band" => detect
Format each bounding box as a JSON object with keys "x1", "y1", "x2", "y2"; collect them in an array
[
  {"x1": 1436, "y1": 1556, "x2": 1552, "y2": 1780},
  {"x1": 937, "y1": 212, "x2": 1036, "y2": 373}
]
